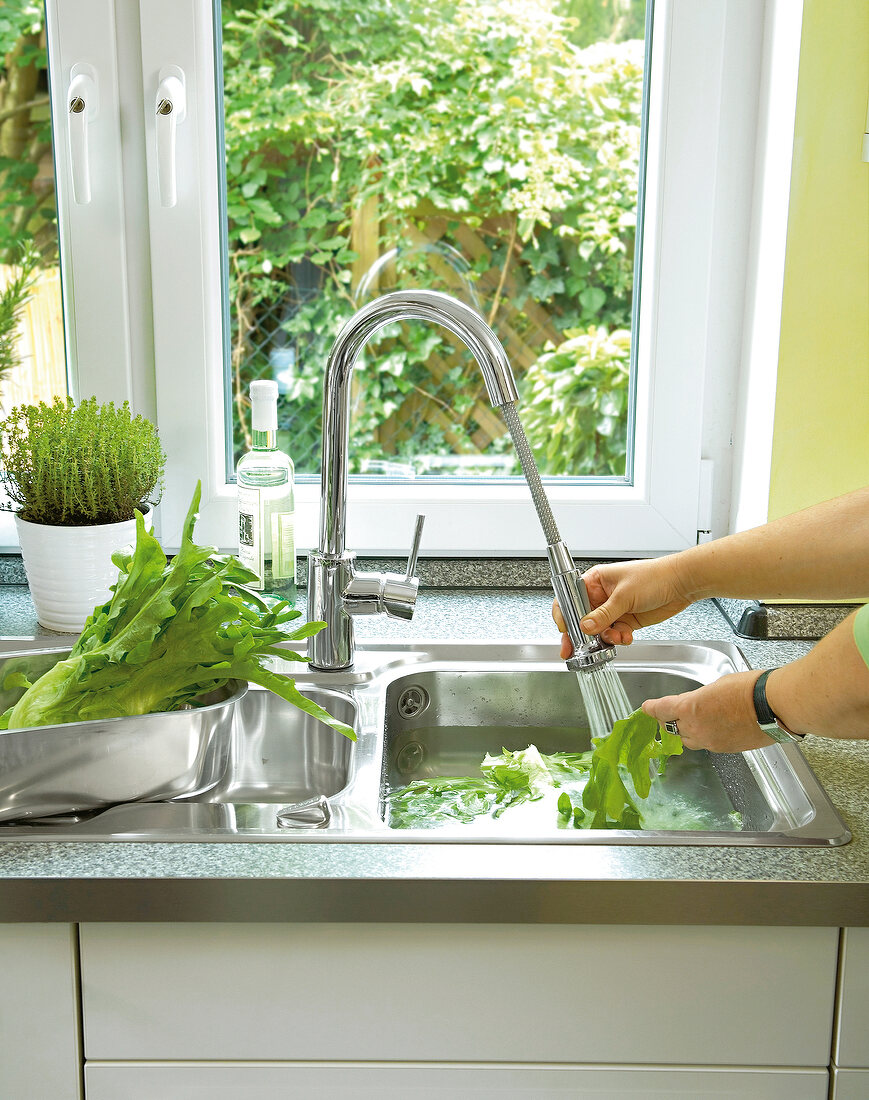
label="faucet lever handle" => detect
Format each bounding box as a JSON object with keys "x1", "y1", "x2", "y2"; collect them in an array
[{"x1": 405, "y1": 513, "x2": 425, "y2": 580}]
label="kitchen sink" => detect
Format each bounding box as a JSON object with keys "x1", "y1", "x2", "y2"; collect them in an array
[{"x1": 0, "y1": 640, "x2": 850, "y2": 845}]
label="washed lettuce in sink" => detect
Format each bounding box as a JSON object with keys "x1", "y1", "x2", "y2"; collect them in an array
[
  {"x1": 576, "y1": 708, "x2": 684, "y2": 828},
  {"x1": 385, "y1": 745, "x2": 594, "y2": 828},
  {"x1": 386, "y1": 710, "x2": 691, "y2": 831},
  {"x1": 1, "y1": 483, "x2": 355, "y2": 739}
]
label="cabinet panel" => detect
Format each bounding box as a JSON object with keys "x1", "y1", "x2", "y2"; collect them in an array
[
  {"x1": 0, "y1": 923, "x2": 81, "y2": 1099},
  {"x1": 80, "y1": 923, "x2": 838, "y2": 1067},
  {"x1": 831, "y1": 1067, "x2": 869, "y2": 1100},
  {"x1": 834, "y1": 928, "x2": 869, "y2": 1068},
  {"x1": 84, "y1": 1062, "x2": 829, "y2": 1100}
]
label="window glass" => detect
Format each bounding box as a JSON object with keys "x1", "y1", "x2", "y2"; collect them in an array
[
  {"x1": 0, "y1": 4, "x2": 67, "y2": 421},
  {"x1": 221, "y1": 0, "x2": 647, "y2": 484}
]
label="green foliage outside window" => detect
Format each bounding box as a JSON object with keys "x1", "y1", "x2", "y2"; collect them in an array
[
  {"x1": 0, "y1": 0, "x2": 645, "y2": 478},
  {"x1": 221, "y1": 0, "x2": 644, "y2": 476},
  {"x1": 520, "y1": 327, "x2": 631, "y2": 477},
  {"x1": 0, "y1": 4, "x2": 54, "y2": 263}
]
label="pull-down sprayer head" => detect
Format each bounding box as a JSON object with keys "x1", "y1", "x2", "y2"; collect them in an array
[{"x1": 546, "y1": 542, "x2": 615, "y2": 673}]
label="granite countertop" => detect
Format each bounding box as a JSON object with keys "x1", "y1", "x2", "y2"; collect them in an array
[{"x1": 0, "y1": 583, "x2": 866, "y2": 926}]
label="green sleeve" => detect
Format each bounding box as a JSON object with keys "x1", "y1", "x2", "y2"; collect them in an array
[{"x1": 852, "y1": 604, "x2": 869, "y2": 670}]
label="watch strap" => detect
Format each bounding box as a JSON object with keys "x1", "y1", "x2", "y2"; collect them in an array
[{"x1": 752, "y1": 669, "x2": 804, "y2": 742}]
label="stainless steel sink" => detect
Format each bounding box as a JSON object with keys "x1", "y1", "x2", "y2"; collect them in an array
[
  {"x1": 0, "y1": 640, "x2": 850, "y2": 845},
  {"x1": 382, "y1": 668, "x2": 797, "y2": 836},
  {"x1": 200, "y1": 685, "x2": 356, "y2": 805}
]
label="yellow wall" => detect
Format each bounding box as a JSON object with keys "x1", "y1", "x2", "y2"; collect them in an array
[{"x1": 768, "y1": 0, "x2": 869, "y2": 521}]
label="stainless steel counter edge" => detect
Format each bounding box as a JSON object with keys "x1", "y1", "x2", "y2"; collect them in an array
[{"x1": 0, "y1": 874, "x2": 866, "y2": 925}]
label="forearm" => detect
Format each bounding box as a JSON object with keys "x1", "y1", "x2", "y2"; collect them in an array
[
  {"x1": 767, "y1": 611, "x2": 869, "y2": 739},
  {"x1": 641, "y1": 610, "x2": 869, "y2": 751},
  {"x1": 673, "y1": 487, "x2": 869, "y2": 602}
]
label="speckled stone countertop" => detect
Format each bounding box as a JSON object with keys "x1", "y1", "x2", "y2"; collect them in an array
[{"x1": 0, "y1": 582, "x2": 866, "y2": 926}]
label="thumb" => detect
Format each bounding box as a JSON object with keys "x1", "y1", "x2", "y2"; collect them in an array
[
  {"x1": 580, "y1": 600, "x2": 619, "y2": 635},
  {"x1": 642, "y1": 696, "x2": 674, "y2": 722}
]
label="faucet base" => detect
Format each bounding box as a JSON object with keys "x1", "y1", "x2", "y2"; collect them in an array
[{"x1": 307, "y1": 550, "x2": 356, "y2": 671}]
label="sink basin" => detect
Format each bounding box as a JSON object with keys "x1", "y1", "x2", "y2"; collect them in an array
[
  {"x1": 382, "y1": 667, "x2": 799, "y2": 837},
  {"x1": 199, "y1": 685, "x2": 356, "y2": 805},
  {"x1": 0, "y1": 640, "x2": 850, "y2": 845}
]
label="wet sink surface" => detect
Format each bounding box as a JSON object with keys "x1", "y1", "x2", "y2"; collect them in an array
[{"x1": 0, "y1": 640, "x2": 850, "y2": 845}]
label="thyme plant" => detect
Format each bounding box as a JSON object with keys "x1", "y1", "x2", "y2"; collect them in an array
[{"x1": 0, "y1": 396, "x2": 165, "y2": 525}]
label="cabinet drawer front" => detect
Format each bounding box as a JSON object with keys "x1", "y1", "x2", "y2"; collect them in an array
[
  {"x1": 0, "y1": 924, "x2": 80, "y2": 1100},
  {"x1": 84, "y1": 1063, "x2": 830, "y2": 1100},
  {"x1": 80, "y1": 923, "x2": 837, "y2": 1066},
  {"x1": 832, "y1": 1067, "x2": 869, "y2": 1100},
  {"x1": 834, "y1": 928, "x2": 869, "y2": 1068}
]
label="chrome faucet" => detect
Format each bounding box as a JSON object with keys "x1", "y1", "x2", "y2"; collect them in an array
[{"x1": 307, "y1": 289, "x2": 615, "y2": 673}]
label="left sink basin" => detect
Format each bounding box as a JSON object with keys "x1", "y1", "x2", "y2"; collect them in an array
[
  {"x1": 0, "y1": 643, "x2": 358, "y2": 833},
  {"x1": 193, "y1": 684, "x2": 356, "y2": 806}
]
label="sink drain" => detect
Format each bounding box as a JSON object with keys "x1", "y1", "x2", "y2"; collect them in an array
[
  {"x1": 396, "y1": 685, "x2": 430, "y2": 720},
  {"x1": 396, "y1": 741, "x2": 426, "y2": 775}
]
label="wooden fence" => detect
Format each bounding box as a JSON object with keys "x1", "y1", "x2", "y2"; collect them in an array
[
  {"x1": 351, "y1": 206, "x2": 562, "y2": 457},
  {"x1": 0, "y1": 264, "x2": 66, "y2": 417}
]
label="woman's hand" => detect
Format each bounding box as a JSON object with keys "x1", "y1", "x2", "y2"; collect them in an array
[
  {"x1": 641, "y1": 670, "x2": 774, "y2": 753},
  {"x1": 644, "y1": 611, "x2": 869, "y2": 750},
  {"x1": 552, "y1": 555, "x2": 695, "y2": 659}
]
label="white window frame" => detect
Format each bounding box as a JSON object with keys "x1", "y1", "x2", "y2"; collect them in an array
[
  {"x1": 8, "y1": 0, "x2": 804, "y2": 559},
  {"x1": 0, "y1": 0, "x2": 154, "y2": 549}
]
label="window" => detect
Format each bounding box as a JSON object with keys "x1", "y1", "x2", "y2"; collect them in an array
[
  {"x1": 221, "y1": 1, "x2": 646, "y2": 487},
  {"x1": 0, "y1": 0, "x2": 154, "y2": 548},
  {"x1": 9, "y1": 0, "x2": 800, "y2": 558}
]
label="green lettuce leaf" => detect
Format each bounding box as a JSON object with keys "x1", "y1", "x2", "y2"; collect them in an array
[
  {"x1": 480, "y1": 745, "x2": 554, "y2": 799},
  {"x1": 581, "y1": 708, "x2": 683, "y2": 828}
]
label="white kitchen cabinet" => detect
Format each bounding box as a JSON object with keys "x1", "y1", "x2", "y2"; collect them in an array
[
  {"x1": 831, "y1": 1068, "x2": 869, "y2": 1100},
  {"x1": 80, "y1": 923, "x2": 837, "y2": 1067},
  {"x1": 0, "y1": 924, "x2": 81, "y2": 1100},
  {"x1": 834, "y1": 927, "x2": 869, "y2": 1068},
  {"x1": 84, "y1": 1062, "x2": 828, "y2": 1100}
]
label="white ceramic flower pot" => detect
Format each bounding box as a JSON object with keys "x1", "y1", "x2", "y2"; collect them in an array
[{"x1": 15, "y1": 509, "x2": 150, "y2": 633}]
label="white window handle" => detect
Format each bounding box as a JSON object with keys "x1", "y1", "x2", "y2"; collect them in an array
[
  {"x1": 155, "y1": 66, "x2": 187, "y2": 208},
  {"x1": 67, "y1": 64, "x2": 98, "y2": 205}
]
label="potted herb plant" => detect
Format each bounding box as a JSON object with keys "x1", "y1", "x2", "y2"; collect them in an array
[{"x1": 0, "y1": 396, "x2": 166, "y2": 632}]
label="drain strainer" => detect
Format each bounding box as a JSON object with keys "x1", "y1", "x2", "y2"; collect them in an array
[
  {"x1": 396, "y1": 741, "x2": 426, "y2": 774},
  {"x1": 396, "y1": 684, "x2": 430, "y2": 719}
]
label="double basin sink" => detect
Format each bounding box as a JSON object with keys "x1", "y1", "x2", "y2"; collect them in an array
[{"x1": 0, "y1": 638, "x2": 850, "y2": 845}]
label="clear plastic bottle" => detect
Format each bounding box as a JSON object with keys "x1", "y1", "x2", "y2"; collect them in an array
[{"x1": 236, "y1": 380, "x2": 296, "y2": 603}]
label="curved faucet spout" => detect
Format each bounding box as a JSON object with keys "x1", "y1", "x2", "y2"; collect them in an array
[
  {"x1": 319, "y1": 289, "x2": 518, "y2": 557},
  {"x1": 308, "y1": 287, "x2": 613, "y2": 674}
]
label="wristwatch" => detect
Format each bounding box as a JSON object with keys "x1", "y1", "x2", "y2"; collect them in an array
[{"x1": 753, "y1": 669, "x2": 805, "y2": 743}]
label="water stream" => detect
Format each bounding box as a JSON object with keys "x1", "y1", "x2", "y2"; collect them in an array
[{"x1": 574, "y1": 663, "x2": 633, "y2": 740}]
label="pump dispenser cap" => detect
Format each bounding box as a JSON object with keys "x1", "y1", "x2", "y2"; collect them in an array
[{"x1": 250, "y1": 379, "x2": 278, "y2": 432}]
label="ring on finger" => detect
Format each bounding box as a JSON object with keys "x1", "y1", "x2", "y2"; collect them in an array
[{"x1": 664, "y1": 720, "x2": 679, "y2": 735}]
